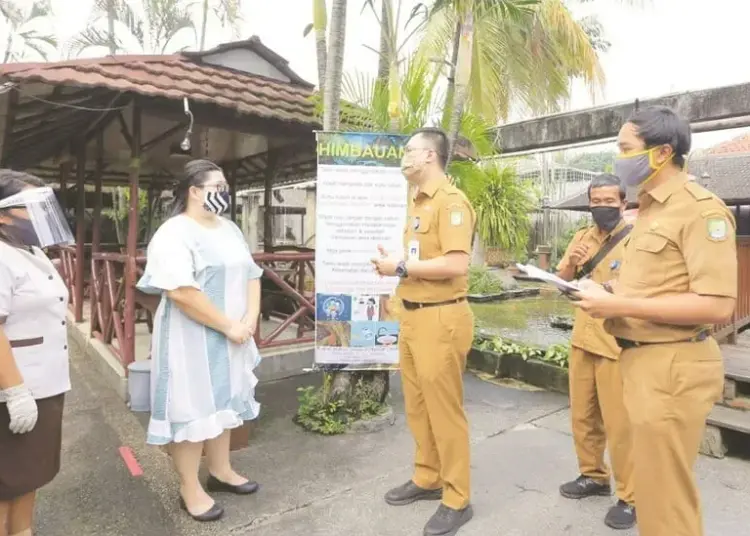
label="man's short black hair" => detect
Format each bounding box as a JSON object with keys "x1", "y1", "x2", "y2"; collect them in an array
[
  {"x1": 627, "y1": 105, "x2": 691, "y2": 168},
  {"x1": 587, "y1": 173, "x2": 626, "y2": 201},
  {"x1": 408, "y1": 127, "x2": 449, "y2": 169}
]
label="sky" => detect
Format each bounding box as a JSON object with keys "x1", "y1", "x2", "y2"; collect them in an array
[{"x1": 16, "y1": 0, "x2": 750, "y2": 152}]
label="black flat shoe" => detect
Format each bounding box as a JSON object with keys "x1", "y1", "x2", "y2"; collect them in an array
[
  {"x1": 207, "y1": 474, "x2": 260, "y2": 495},
  {"x1": 178, "y1": 496, "x2": 224, "y2": 522}
]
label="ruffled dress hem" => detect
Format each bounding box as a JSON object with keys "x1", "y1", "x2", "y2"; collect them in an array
[{"x1": 146, "y1": 399, "x2": 261, "y2": 446}]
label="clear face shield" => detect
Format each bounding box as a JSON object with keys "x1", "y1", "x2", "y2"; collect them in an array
[{"x1": 0, "y1": 187, "x2": 74, "y2": 248}]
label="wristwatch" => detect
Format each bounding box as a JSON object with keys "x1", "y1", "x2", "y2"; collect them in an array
[{"x1": 395, "y1": 260, "x2": 408, "y2": 278}]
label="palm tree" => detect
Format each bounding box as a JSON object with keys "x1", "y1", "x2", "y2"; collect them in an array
[
  {"x1": 192, "y1": 0, "x2": 243, "y2": 51},
  {"x1": 413, "y1": 0, "x2": 605, "y2": 164},
  {"x1": 66, "y1": 0, "x2": 196, "y2": 56},
  {"x1": 303, "y1": 0, "x2": 328, "y2": 89},
  {"x1": 0, "y1": 0, "x2": 57, "y2": 62},
  {"x1": 322, "y1": 0, "x2": 347, "y2": 130}
]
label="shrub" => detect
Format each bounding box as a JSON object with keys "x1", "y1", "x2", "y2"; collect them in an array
[{"x1": 468, "y1": 265, "x2": 505, "y2": 295}]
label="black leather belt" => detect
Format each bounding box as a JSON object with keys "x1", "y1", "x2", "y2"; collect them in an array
[
  {"x1": 616, "y1": 329, "x2": 711, "y2": 350},
  {"x1": 401, "y1": 297, "x2": 466, "y2": 311}
]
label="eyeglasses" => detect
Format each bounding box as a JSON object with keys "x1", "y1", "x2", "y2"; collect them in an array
[{"x1": 199, "y1": 183, "x2": 229, "y2": 193}]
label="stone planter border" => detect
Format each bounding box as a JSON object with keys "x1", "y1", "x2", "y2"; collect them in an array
[
  {"x1": 468, "y1": 347, "x2": 569, "y2": 395},
  {"x1": 467, "y1": 288, "x2": 541, "y2": 303}
]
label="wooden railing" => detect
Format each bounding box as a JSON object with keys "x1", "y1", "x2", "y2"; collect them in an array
[
  {"x1": 253, "y1": 251, "x2": 315, "y2": 348},
  {"x1": 88, "y1": 252, "x2": 131, "y2": 365},
  {"x1": 80, "y1": 250, "x2": 316, "y2": 368},
  {"x1": 715, "y1": 237, "x2": 750, "y2": 343},
  {"x1": 56, "y1": 246, "x2": 78, "y2": 315}
]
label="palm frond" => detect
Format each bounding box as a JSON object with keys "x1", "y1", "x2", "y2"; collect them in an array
[{"x1": 451, "y1": 161, "x2": 536, "y2": 252}]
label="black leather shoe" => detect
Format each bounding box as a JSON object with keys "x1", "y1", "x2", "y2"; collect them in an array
[
  {"x1": 206, "y1": 474, "x2": 260, "y2": 495},
  {"x1": 178, "y1": 497, "x2": 224, "y2": 522},
  {"x1": 385, "y1": 480, "x2": 442, "y2": 506},
  {"x1": 559, "y1": 475, "x2": 612, "y2": 499},
  {"x1": 423, "y1": 503, "x2": 473, "y2": 536}
]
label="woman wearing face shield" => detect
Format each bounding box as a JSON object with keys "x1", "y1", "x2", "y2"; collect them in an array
[
  {"x1": 136, "y1": 159, "x2": 262, "y2": 522},
  {"x1": 0, "y1": 170, "x2": 74, "y2": 536}
]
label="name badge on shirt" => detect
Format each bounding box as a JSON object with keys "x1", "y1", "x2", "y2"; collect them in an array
[{"x1": 408, "y1": 240, "x2": 420, "y2": 261}]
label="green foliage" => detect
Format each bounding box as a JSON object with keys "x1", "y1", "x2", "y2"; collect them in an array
[
  {"x1": 294, "y1": 375, "x2": 389, "y2": 435},
  {"x1": 468, "y1": 265, "x2": 504, "y2": 295},
  {"x1": 475, "y1": 335, "x2": 570, "y2": 369},
  {"x1": 453, "y1": 162, "x2": 537, "y2": 254}
]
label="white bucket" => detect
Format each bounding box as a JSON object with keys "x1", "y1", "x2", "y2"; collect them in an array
[{"x1": 127, "y1": 360, "x2": 151, "y2": 412}]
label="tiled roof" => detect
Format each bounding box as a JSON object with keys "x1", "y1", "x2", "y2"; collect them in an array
[
  {"x1": 707, "y1": 133, "x2": 750, "y2": 155},
  {"x1": 0, "y1": 38, "x2": 317, "y2": 126},
  {"x1": 553, "y1": 154, "x2": 750, "y2": 211}
]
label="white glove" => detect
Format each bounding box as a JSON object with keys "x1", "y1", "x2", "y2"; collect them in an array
[{"x1": 3, "y1": 384, "x2": 38, "y2": 434}]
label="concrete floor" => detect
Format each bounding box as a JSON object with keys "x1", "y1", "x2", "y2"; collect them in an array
[{"x1": 33, "y1": 340, "x2": 750, "y2": 536}]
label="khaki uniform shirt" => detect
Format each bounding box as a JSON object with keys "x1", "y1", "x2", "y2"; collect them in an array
[
  {"x1": 557, "y1": 220, "x2": 629, "y2": 359},
  {"x1": 604, "y1": 174, "x2": 738, "y2": 342},
  {"x1": 396, "y1": 176, "x2": 476, "y2": 303}
]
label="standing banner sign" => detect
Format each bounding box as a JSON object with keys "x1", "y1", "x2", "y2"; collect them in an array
[{"x1": 314, "y1": 132, "x2": 409, "y2": 369}]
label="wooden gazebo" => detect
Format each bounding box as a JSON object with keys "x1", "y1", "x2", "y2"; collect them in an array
[{"x1": 0, "y1": 37, "x2": 318, "y2": 370}]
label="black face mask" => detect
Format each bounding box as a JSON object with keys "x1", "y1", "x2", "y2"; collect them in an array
[
  {"x1": 590, "y1": 206, "x2": 622, "y2": 233},
  {"x1": 2, "y1": 217, "x2": 40, "y2": 247}
]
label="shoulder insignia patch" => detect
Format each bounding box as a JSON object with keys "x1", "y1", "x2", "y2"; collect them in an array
[{"x1": 707, "y1": 217, "x2": 728, "y2": 241}]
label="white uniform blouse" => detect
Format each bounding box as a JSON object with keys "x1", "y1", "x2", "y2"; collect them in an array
[{"x1": 0, "y1": 241, "x2": 70, "y2": 401}]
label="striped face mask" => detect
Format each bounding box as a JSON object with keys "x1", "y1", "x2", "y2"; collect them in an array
[{"x1": 203, "y1": 190, "x2": 230, "y2": 215}]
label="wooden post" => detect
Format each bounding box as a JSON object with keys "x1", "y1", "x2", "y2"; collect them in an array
[
  {"x1": 263, "y1": 155, "x2": 276, "y2": 251},
  {"x1": 91, "y1": 131, "x2": 104, "y2": 253},
  {"x1": 146, "y1": 186, "x2": 155, "y2": 240},
  {"x1": 59, "y1": 159, "x2": 70, "y2": 211},
  {"x1": 90, "y1": 131, "x2": 104, "y2": 338},
  {"x1": 123, "y1": 102, "x2": 142, "y2": 369},
  {"x1": 0, "y1": 88, "x2": 19, "y2": 167},
  {"x1": 74, "y1": 142, "x2": 87, "y2": 323}
]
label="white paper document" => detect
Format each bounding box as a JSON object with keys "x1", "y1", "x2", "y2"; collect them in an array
[{"x1": 515, "y1": 263, "x2": 580, "y2": 293}]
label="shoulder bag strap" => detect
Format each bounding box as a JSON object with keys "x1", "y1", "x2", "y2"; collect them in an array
[{"x1": 576, "y1": 224, "x2": 633, "y2": 280}]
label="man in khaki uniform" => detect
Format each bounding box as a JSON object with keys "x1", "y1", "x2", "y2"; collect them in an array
[
  {"x1": 556, "y1": 173, "x2": 636, "y2": 530},
  {"x1": 573, "y1": 105, "x2": 737, "y2": 536},
  {"x1": 372, "y1": 127, "x2": 476, "y2": 536}
]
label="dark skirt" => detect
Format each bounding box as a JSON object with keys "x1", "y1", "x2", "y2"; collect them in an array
[{"x1": 0, "y1": 393, "x2": 65, "y2": 501}]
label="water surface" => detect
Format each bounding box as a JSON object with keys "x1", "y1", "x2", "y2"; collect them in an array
[{"x1": 471, "y1": 288, "x2": 574, "y2": 347}]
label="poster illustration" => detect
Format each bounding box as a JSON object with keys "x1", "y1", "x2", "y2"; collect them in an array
[{"x1": 313, "y1": 132, "x2": 409, "y2": 368}]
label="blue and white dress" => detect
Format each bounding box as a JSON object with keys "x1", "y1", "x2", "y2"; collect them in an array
[{"x1": 136, "y1": 214, "x2": 263, "y2": 445}]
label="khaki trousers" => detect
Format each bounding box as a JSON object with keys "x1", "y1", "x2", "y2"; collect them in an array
[
  {"x1": 620, "y1": 338, "x2": 724, "y2": 536},
  {"x1": 569, "y1": 347, "x2": 635, "y2": 504},
  {"x1": 399, "y1": 300, "x2": 473, "y2": 510}
]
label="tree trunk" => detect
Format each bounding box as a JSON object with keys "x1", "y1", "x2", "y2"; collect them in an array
[
  {"x1": 199, "y1": 0, "x2": 210, "y2": 51},
  {"x1": 376, "y1": 0, "x2": 390, "y2": 83},
  {"x1": 445, "y1": 9, "x2": 474, "y2": 168},
  {"x1": 319, "y1": 0, "x2": 389, "y2": 408},
  {"x1": 313, "y1": 0, "x2": 328, "y2": 89},
  {"x1": 107, "y1": 0, "x2": 116, "y2": 54},
  {"x1": 3, "y1": 30, "x2": 13, "y2": 63},
  {"x1": 322, "y1": 0, "x2": 346, "y2": 130},
  {"x1": 441, "y1": 21, "x2": 462, "y2": 127}
]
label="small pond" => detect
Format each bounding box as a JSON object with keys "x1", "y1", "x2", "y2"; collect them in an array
[{"x1": 471, "y1": 287, "x2": 574, "y2": 347}]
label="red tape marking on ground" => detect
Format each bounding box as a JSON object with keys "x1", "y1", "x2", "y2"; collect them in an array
[{"x1": 119, "y1": 446, "x2": 144, "y2": 477}]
